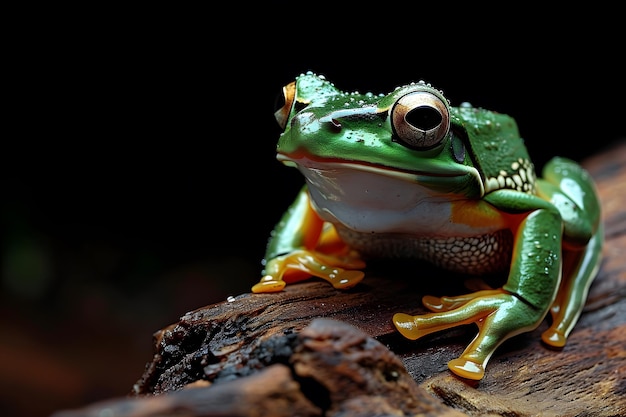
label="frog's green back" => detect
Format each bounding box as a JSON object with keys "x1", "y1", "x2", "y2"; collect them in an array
[{"x1": 451, "y1": 105, "x2": 536, "y2": 195}]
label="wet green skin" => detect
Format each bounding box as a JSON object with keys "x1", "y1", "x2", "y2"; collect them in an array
[{"x1": 253, "y1": 72, "x2": 603, "y2": 380}]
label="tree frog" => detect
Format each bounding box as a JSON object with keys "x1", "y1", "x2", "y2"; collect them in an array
[{"x1": 252, "y1": 71, "x2": 603, "y2": 380}]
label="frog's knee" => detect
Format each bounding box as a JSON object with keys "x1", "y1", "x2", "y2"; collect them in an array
[
  {"x1": 543, "y1": 156, "x2": 585, "y2": 180},
  {"x1": 542, "y1": 157, "x2": 601, "y2": 218},
  {"x1": 535, "y1": 179, "x2": 595, "y2": 248}
]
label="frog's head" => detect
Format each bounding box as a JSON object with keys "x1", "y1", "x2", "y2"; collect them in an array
[{"x1": 273, "y1": 72, "x2": 535, "y2": 205}]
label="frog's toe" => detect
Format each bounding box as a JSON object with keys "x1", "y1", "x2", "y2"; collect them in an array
[
  {"x1": 392, "y1": 312, "x2": 443, "y2": 340},
  {"x1": 541, "y1": 328, "x2": 567, "y2": 348},
  {"x1": 422, "y1": 295, "x2": 465, "y2": 312},
  {"x1": 251, "y1": 276, "x2": 286, "y2": 293},
  {"x1": 448, "y1": 358, "x2": 485, "y2": 380},
  {"x1": 392, "y1": 313, "x2": 421, "y2": 340},
  {"x1": 329, "y1": 270, "x2": 365, "y2": 289},
  {"x1": 422, "y1": 289, "x2": 504, "y2": 312}
]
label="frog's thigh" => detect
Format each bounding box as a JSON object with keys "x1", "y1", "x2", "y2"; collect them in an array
[
  {"x1": 536, "y1": 156, "x2": 600, "y2": 248},
  {"x1": 535, "y1": 174, "x2": 602, "y2": 347}
]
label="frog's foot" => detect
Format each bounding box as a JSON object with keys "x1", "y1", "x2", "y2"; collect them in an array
[
  {"x1": 539, "y1": 289, "x2": 575, "y2": 348},
  {"x1": 541, "y1": 326, "x2": 567, "y2": 348},
  {"x1": 421, "y1": 289, "x2": 504, "y2": 312},
  {"x1": 541, "y1": 290, "x2": 585, "y2": 348},
  {"x1": 252, "y1": 249, "x2": 366, "y2": 293},
  {"x1": 252, "y1": 275, "x2": 288, "y2": 293},
  {"x1": 393, "y1": 290, "x2": 544, "y2": 380}
]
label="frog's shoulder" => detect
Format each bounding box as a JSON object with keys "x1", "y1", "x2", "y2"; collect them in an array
[{"x1": 451, "y1": 104, "x2": 536, "y2": 194}]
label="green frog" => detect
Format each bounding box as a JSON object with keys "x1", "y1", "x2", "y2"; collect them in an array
[{"x1": 252, "y1": 71, "x2": 603, "y2": 380}]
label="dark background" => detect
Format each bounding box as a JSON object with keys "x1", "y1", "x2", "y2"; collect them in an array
[{"x1": 3, "y1": 5, "x2": 624, "y2": 417}]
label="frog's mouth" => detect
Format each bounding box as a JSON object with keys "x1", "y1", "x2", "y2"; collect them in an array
[
  {"x1": 278, "y1": 153, "x2": 486, "y2": 235},
  {"x1": 277, "y1": 153, "x2": 484, "y2": 199}
]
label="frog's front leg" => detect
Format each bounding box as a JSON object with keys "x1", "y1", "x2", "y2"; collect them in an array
[
  {"x1": 252, "y1": 186, "x2": 366, "y2": 293},
  {"x1": 394, "y1": 195, "x2": 563, "y2": 380}
]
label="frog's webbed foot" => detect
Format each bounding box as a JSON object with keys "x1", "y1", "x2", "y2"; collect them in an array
[
  {"x1": 393, "y1": 289, "x2": 543, "y2": 380},
  {"x1": 252, "y1": 249, "x2": 366, "y2": 293}
]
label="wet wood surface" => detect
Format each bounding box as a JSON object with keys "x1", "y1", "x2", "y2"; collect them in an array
[{"x1": 54, "y1": 140, "x2": 626, "y2": 417}]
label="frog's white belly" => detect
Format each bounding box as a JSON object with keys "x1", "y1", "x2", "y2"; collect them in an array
[{"x1": 299, "y1": 161, "x2": 512, "y2": 274}]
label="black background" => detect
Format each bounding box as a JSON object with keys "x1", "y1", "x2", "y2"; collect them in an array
[{"x1": 3, "y1": 4, "x2": 624, "y2": 417}]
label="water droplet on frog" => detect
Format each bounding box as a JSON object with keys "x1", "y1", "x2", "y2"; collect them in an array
[
  {"x1": 227, "y1": 296, "x2": 236, "y2": 302},
  {"x1": 485, "y1": 141, "x2": 499, "y2": 150}
]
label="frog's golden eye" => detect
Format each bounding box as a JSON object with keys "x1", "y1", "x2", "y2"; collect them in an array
[
  {"x1": 274, "y1": 81, "x2": 296, "y2": 130},
  {"x1": 391, "y1": 91, "x2": 450, "y2": 150}
]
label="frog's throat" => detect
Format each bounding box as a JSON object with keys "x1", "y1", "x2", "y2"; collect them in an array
[{"x1": 278, "y1": 154, "x2": 485, "y2": 198}]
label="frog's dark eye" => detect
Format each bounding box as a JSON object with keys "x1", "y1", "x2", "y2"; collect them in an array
[
  {"x1": 274, "y1": 81, "x2": 296, "y2": 130},
  {"x1": 391, "y1": 91, "x2": 450, "y2": 149}
]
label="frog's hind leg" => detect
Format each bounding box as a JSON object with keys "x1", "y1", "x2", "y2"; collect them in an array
[
  {"x1": 394, "y1": 207, "x2": 563, "y2": 380},
  {"x1": 535, "y1": 157, "x2": 603, "y2": 347},
  {"x1": 541, "y1": 224, "x2": 603, "y2": 347}
]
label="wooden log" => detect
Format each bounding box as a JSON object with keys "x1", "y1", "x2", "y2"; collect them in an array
[{"x1": 53, "y1": 140, "x2": 626, "y2": 417}]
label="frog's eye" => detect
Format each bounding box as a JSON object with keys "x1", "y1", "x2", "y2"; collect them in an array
[
  {"x1": 274, "y1": 81, "x2": 296, "y2": 130},
  {"x1": 391, "y1": 91, "x2": 450, "y2": 149}
]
